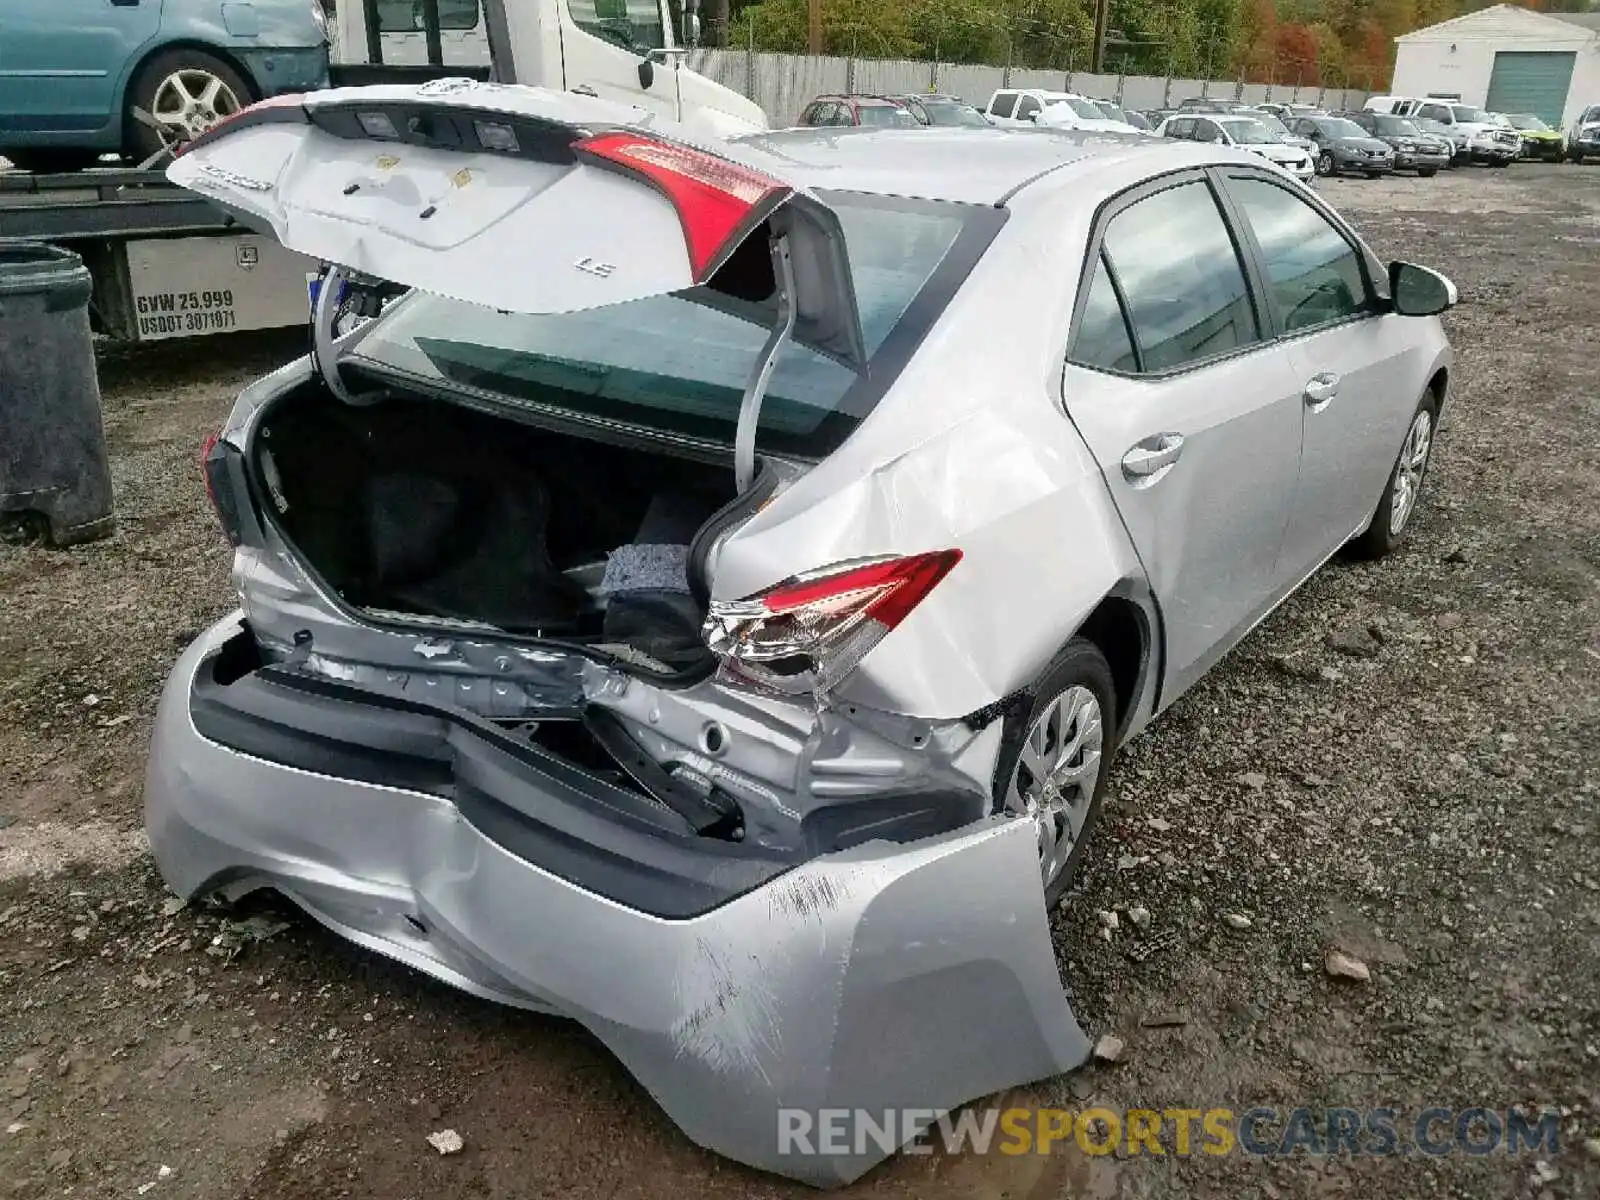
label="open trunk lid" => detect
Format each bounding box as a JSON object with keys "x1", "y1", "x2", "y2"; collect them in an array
[{"x1": 167, "y1": 80, "x2": 866, "y2": 370}]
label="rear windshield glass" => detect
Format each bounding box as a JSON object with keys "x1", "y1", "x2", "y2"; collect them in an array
[
  {"x1": 1372, "y1": 115, "x2": 1418, "y2": 135},
  {"x1": 922, "y1": 100, "x2": 990, "y2": 127},
  {"x1": 1220, "y1": 117, "x2": 1279, "y2": 143},
  {"x1": 857, "y1": 104, "x2": 919, "y2": 128},
  {"x1": 349, "y1": 196, "x2": 983, "y2": 459}
]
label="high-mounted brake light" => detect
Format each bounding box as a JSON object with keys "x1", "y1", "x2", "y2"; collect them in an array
[
  {"x1": 573, "y1": 132, "x2": 792, "y2": 283},
  {"x1": 174, "y1": 93, "x2": 308, "y2": 156},
  {"x1": 703, "y1": 550, "x2": 963, "y2": 691}
]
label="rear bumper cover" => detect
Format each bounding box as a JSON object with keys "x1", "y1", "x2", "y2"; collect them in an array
[{"x1": 146, "y1": 615, "x2": 1091, "y2": 1186}]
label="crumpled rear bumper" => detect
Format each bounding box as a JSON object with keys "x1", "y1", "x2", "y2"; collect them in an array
[{"x1": 146, "y1": 616, "x2": 1091, "y2": 1186}]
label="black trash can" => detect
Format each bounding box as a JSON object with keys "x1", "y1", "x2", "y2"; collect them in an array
[{"x1": 0, "y1": 240, "x2": 114, "y2": 546}]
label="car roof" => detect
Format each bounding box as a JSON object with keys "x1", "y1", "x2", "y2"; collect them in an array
[{"x1": 730, "y1": 126, "x2": 1186, "y2": 205}]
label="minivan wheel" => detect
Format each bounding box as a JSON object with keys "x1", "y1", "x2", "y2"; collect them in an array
[
  {"x1": 993, "y1": 639, "x2": 1117, "y2": 909},
  {"x1": 1349, "y1": 392, "x2": 1439, "y2": 560},
  {"x1": 126, "y1": 49, "x2": 253, "y2": 160}
]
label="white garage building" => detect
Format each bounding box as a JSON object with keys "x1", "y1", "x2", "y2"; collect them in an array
[{"x1": 1391, "y1": 4, "x2": 1600, "y2": 130}]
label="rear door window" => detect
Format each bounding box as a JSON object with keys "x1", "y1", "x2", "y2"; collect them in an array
[
  {"x1": 1099, "y1": 180, "x2": 1260, "y2": 372},
  {"x1": 1069, "y1": 252, "x2": 1138, "y2": 373},
  {"x1": 990, "y1": 92, "x2": 1016, "y2": 118}
]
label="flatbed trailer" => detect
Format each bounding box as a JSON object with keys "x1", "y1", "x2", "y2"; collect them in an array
[
  {"x1": 0, "y1": 166, "x2": 319, "y2": 342},
  {"x1": 0, "y1": 0, "x2": 491, "y2": 345}
]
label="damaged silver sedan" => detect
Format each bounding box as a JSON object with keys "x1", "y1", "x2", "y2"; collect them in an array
[{"x1": 147, "y1": 80, "x2": 1455, "y2": 1185}]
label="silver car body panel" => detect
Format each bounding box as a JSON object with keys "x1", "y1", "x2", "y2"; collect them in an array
[
  {"x1": 148, "y1": 617, "x2": 1091, "y2": 1188},
  {"x1": 151, "y1": 99, "x2": 1453, "y2": 1185}
]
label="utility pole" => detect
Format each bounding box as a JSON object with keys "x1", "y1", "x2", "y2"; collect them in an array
[
  {"x1": 1091, "y1": 0, "x2": 1110, "y2": 73},
  {"x1": 808, "y1": 0, "x2": 823, "y2": 56}
]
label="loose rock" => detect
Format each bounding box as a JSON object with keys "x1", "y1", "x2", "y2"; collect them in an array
[
  {"x1": 1325, "y1": 950, "x2": 1372, "y2": 983},
  {"x1": 1328, "y1": 624, "x2": 1382, "y2": 658},
  {"x1": 1223, "y1": 913, "x2": 1253, "y2": 931},
  {"x1": 1128, "y1": 905, "x2": 1152, "y2": 929},
  {"x1": 1092, "y1": 1035, "x2": 1124, "y2": 1064},
  {"x1": 1237, "y1": 772, "x2": 1267, "y2": 791},
  {"x1": 427, "y1": 1129, "x2": 465, "y2": 1156}
]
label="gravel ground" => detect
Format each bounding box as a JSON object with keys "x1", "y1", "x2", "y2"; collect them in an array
[{"x1": 1, "y1": 164, "x2": 1597, "y2": 1200}]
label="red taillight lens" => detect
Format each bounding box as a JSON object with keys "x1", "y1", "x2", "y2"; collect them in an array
[
  {"x1": 199, "y1": 430, "x2": 221, "y2": 502},
  {"x1": 573, "y1": 131, "x2": 792, "y2": 283},
  {"x1": 199, "y1": 429, "x2": 244, "y2": 547},
  {"x1": 704, "y1": 550, "x2": 963, "y2": 690}
]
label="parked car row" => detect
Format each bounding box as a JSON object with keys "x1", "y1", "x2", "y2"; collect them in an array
[{"x1": 795, "y1": 88, "x2": 1599, "y2": 178}]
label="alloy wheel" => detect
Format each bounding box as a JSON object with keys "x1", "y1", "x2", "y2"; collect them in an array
[
  {"x1": 1389, "y1": 407, "x2": 1433, "y2": 536},
  {"x1": 1004, "y1": 686, "x2": 1104, "y2": 891},
  {"x1": 149, "y1": 69, "x2": 243, "y2": 146},
  {"x1": 1317, "y1": 151, "x2": 1334, "y2": 176}
]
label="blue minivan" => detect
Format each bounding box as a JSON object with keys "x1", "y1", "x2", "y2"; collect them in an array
[{"x1": 0, "y1": 0, "x2": 329, "y2": 172}]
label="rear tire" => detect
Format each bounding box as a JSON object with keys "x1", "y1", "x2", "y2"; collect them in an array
[
  {"x1": 1, "y1": 149, "x2": 100, "y2": 173},
  {"x1": 992, "y1": 639, "x2": 1118, "y2": 910},
  {"x1": 125, "y1": 49, "x2": 254, "y2": 160},
  {"x1": 1349, "y1": 392, "x2": 1439, "y2": 561},
  {"x1": 1316, "y1": 150, "x2": 1334, "y2": 176}
]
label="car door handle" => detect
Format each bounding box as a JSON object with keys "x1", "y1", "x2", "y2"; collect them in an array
[
  {"x1": 1120, "y1": 433, "x2": 1185, "y2": 481},
  {"x1": 571, "y1": 85, "x2": 599, "y2": 97},
  {"x1": 1303, "y1": 371, "x2": 1341, "y2": 407}
]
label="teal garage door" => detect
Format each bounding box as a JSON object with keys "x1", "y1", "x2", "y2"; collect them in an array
[{"x1": 1486, "y1": 51, "x2": 1576, "y2": 127}]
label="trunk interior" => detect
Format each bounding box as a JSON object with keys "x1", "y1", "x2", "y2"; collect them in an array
[{"x1": 252, "y1": 384, "x2": 740, "y2": 670}]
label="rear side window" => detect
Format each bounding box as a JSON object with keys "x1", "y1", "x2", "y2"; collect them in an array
[
  {"x1": 1168, "y1": 118, "x2": 1194, "y2": 138},
  {"x1": 1099, "y1": 180, "x2": 1259, "y2": 372},
  {"x1": 991, "y1": 93, "x2": 1016, "y2": 118},
  {"x1": 376, "y1": 0, "x2": 480, "y2": 30},
  {"x1": 1227, "y1": 176, "x2": 1373, "y2": 333},
  {"x1": 351, "y1": 196, "x2": 991, "y2": 459},
  {"x1": 1069, "y1": 253, "x2": 1138, "y2": 373},
  {"x1": 1419, "y1": 104, "x2": 1451, "y2": 122}
]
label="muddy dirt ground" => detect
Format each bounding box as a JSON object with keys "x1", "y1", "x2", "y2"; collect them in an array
[{"x1": 2, "y1": 165, "x2": 1597, "y2": 1200}]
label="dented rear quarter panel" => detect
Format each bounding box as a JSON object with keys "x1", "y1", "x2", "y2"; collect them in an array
[{"x1": 710, "y1": 178, "x2": 1152, "y2": 722}]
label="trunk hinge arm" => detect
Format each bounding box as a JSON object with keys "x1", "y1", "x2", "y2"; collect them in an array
[
  {"x1": 733, "y1": 234, "x2": 796, "y2": 494},
  {"x1": 312, "y1": 263, "x2": 387, "y2": 407}
]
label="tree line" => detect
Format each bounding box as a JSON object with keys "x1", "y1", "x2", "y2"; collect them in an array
[{"x1": 695, "y1": 0, "x2": 1599, "y2": 89}]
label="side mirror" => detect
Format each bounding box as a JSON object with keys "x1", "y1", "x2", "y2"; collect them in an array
[
  {"x1": 1389, "y1": 262, "x2": 1457, "y2": 316},
  {"x1": 1024, "y1": 111, "x2": 1038, "y2": 123},
  {"x1": 637, "y1": 58, "x2": 654, "y2": 89}
]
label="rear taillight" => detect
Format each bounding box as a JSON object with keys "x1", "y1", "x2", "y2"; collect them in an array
[
  {"x1": 573, "y1": 132, "x2": 792, "y2": 283},
  {"x1": 704, "y1": 550, "x2": 962, "y2": 691},
  {"x1": 199, "y1": 430, "x2": 244, "y2": 547}
]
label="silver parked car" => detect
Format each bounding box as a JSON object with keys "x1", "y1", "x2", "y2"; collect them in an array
[{"x1": 152, "y1": 81, "x2": 1455, "y2": 1186}]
